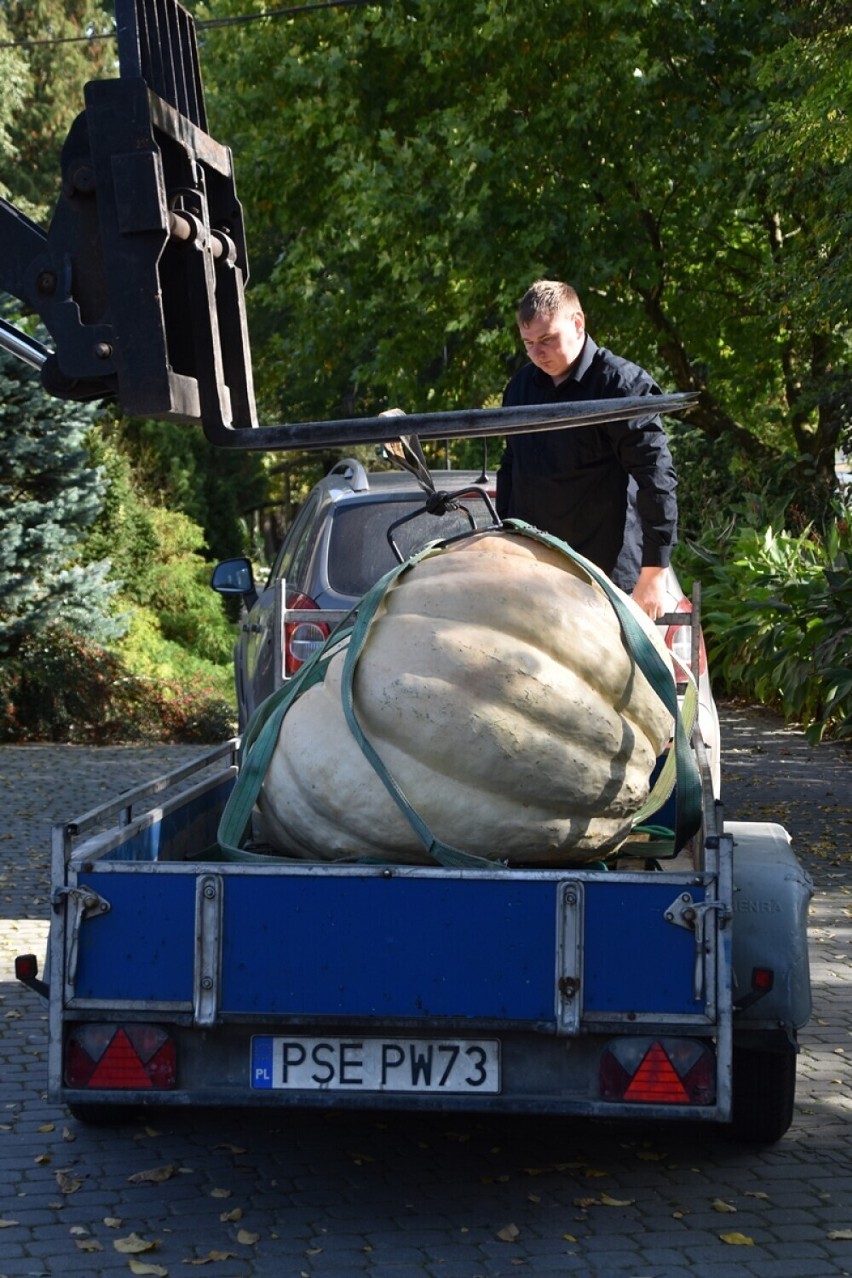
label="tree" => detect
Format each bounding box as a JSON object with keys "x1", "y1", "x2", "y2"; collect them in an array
[
  {"x1": 0, "y1": 343, "x2": 121, "y2": 655},
  {"x1": 0, "y1": 1, "x2": 113, "y2": 220},
  {"x1": 748, "y1": 6, "x2": 852, "y2": 468},
  {"x1": 94, "y1": 413, "x2": 270, "y2": 563},
  {"x1": 198, "y1": 0, "x2": 850, "y2": 509}
]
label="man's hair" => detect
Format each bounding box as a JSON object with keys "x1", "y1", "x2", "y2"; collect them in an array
[{"x1": 517, "y1": 279, "x2": 582, "y2": 326}]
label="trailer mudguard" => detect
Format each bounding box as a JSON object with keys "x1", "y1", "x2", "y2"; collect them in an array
[{"x1": 728, "y1": 821, "x2": 813, "y2": 1032}]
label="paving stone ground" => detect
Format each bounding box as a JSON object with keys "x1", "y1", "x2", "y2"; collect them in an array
[{"x1": 0, "y1": 705, "x2": 850, "y2": 1278}]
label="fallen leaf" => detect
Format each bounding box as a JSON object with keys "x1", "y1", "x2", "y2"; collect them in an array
[
  {"x1": 236, "y1": 1230, "x2": 259, "y2": 1245},
  {"x1": 562, "y1": 1233, "x2": 577, "y2": 1242},
  {"x1": 745, "y1": 1192, "x2": 770, "y2": 1200},
  {"x1": 38, "y1": 1123, "x2": 55, "y2": 1133},
  {"x1": 128, "y1": 1165, "x2": 177, "y2": 1185},
  {"x1": 55, "y1": 1170, "x2": 82, "y2": 1194},
  {"x1": 114, "y1": 1233, "x2": 160, "y2": 1255},
  {"x1": 573, "y1": 1197, "x2": 599, "y2": 1209},
  {"x1": 712, "y1": 1198, "x2": 737, "y2": 1213},
  {"x1": 215, "y1": 1143, "x2": 247, "y2": 1154},
  {"x1": 104, "y1": 1217, "x2": 123, "y2": 1228},
  {"x1": 828, "y1": 1229, "x2": 852, "y2": 1240},
  {"x1": 219, "y1": 1208, "x2": 242, "y2": 1223},
  {"x1": 210, "y1": 1187, "x2": 232, "y2": 1199},
  {"x1": 0, "y1": 1219, "x2": 19, "y2": 1228},
  {"x1": 128, "y1": 1262, "x2": 168, "y2": 1277},
  {"x1": 584, "y1": 1168, "x2": 608, "y2": 1178},
  {"x1": 600, "y1": 1192, "x2": 635, "y2": 1207},
  {"x1": 34, "y1": 1153, "x2": 51, "y2": 1165},
  {"x1": 720, "y1": 1232, "x2": 755, "y2": 1246},
  {"x1": 62, "y1": 1127, "x2": 75, "y2": 1142},
  {"x1": 76, "y1": 1238, "x2": 104, "y2": 1252},
  {"x1": 183, "y1": 1252, "x2": 237, "y2": 1264},
  {"x1": 497, "y1": 1223, "x2": 520, "y2": 1242}
]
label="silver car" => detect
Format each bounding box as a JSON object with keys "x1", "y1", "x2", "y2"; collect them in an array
[{"x1": 211, "y1": 459, "x2": 500, "y2": 727}]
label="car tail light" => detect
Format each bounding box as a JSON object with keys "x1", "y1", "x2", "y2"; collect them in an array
[
  {"x1": 599, "y1": 1037, "x2": 715, "y2": 1105},
  {"x1": 64, "y1": 1024, "x2": 176, "y2": 1090},
  {"x1": 664, "y1": 595, "x2": 707, "y2": 677},
  {"x1": 285, "y1": 593, "x2": 330, "y2": 675}
]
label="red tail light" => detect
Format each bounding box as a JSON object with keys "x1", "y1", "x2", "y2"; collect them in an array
[
  {"x1": 285, "y1": 593, "x2": 330, "y2": 675},
  {"x1": 600, "y1": 1037, "x2": 715, "y2": 1105},
  {"x1": 64, "y1": 1024, "x2": 176, "y2": 1090},
  {"x1": 664, "y1": 596, "x2": 707, "y2": 678}
]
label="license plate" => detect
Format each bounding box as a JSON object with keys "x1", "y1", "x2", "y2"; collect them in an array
[{"x1": 251, "y1": 1035, "x2": 500, "y2": 1093}]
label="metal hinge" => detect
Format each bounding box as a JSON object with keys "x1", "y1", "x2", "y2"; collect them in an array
[
  {"x1": 54, "y1": 885, "x2": 111, "y2": 994},
  {"x1": 665, "y1": 891, "x2": 729, "y2": 1001}
]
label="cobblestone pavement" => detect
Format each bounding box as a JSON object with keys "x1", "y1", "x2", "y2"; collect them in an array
[{"x1": 0, "y1": 705, "x2": 850, "y2": 1278}]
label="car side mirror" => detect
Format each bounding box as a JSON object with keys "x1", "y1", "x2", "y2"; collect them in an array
[{"x1": 211, "y1": 557, "x2": 257, "y2": 605}]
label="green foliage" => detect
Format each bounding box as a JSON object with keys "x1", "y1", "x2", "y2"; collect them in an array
[
  {"x1": 681, "y1": 506, "x2": 852, "y2": 741},
  {"x1": 194, "y1": 0, "x2": 850, "y2": 517},
  {"x1": 0, "y1": 626, "x2": 236, "y2": 745},
  {"x1": 113, "y1": 505, "x2": 238, "y2": 668},
  {"x1": 0, "y1": 2, "x2": 113, "y2": 221},
  {"x1": 113, "y1": 417, "x2": 269, "y2": 562},
  {"x1": 668, "y1": 419, "x2": 836, "y2": 542},
  {"x1": 0, "y1": 390, "x2": 238, "y2": 739},
  {"x1": 0, "y1": 347, "x2": 122, "y2": 655},
  {"x1": 83, "y1": 434, "x2": 239, "y2": 691}
]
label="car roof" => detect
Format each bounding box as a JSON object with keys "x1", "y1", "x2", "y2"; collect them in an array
[{"x1": 318, "y1": 458, "x2": 495, "y2": 503}]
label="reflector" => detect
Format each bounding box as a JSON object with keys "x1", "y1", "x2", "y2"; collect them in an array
[
  {"x1": 88, "y1": 1029, "x2": 153, "y2": 1089},
  {"x1": 14, "y1": 954, "x2": 38, "y2": 981},
  {"x1": 600, "y1": 1036, "x2": 716, "y2": 1106},
  {"x1": 64, "y1": 1024, "x2": 177, "y2": 1090},
  {"x1": 624, "y1": 1042, "x2": 689, "y2": 1103}
]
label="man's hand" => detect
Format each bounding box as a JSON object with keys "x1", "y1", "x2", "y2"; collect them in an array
[{"x1": 631, "y1": 566, "x2": 669, "y2": 621}]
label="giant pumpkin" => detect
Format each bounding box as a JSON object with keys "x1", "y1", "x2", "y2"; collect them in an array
[{"x1": 256, "y1": 530, "x2": 675, "y2": 865}]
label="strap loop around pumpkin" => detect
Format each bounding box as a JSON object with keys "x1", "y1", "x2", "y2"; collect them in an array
[{"x1": 218, "y1": 523, "x2": 702, "y2": 865}]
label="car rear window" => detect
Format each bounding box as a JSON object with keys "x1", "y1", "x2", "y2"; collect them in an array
[{"x1": 327, "y1": 494, "x2": 496, "y2": 596}]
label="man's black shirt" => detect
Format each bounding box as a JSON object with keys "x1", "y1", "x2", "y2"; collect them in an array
[{"x1": 496, "y1": 336, "x2": 678, "y2": 592}]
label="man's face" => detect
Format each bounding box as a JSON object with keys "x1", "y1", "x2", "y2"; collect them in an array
[{"x1": 518, "y1": 307, "x2": 585, "y2": 382}]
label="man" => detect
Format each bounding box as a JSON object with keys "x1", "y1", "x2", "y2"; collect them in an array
[{"x1": 496, "y1": 279, "x2": 677, "y2": 620}]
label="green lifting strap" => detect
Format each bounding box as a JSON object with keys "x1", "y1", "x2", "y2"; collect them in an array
[
  {"x1": 503, "y1": 521, "x2": 702, "y2": 854},
  {"x1": 217, "y1": 523, "x2": 702, "y2": 865},
  {"x1": 216, "y1": 540, "x2": 495, "y2": 866}
]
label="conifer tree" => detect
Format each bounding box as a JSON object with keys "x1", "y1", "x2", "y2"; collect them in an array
[{"x1": 0, "y1": 344, "x2": 122, "y2": 655}]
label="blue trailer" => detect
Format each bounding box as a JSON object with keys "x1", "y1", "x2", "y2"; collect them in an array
[{"x1": 17, "y1": 717, "x2": 812, "y2": 1144}]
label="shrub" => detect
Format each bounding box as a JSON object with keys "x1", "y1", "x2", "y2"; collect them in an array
[
  {"x1": 0, "y1": 627, "x2": 236, "y2": 745},
  {"x1": 678, "y1": 505, "x2": 852, "y2": 742}
]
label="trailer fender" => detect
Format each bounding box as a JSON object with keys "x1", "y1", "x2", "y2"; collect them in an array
[{"x1": 728, "y1": 821, "x2": 813, "y2": 1033}]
